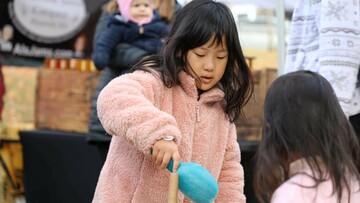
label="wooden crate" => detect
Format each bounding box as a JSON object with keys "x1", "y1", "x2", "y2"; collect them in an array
[
  {"x1": 35, "y1": 69, "x2": 99, "y2": 133},
  {"x1": 2, "y1": 66, "x2": 38, "y2": 140},
  {"x1": 236, "y1": 68, "x2": 277, "y2": 141}
]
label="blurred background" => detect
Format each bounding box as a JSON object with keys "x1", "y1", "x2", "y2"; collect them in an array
[{"x1": 0, "y1": 0, "x2": 297, "y2": 203}]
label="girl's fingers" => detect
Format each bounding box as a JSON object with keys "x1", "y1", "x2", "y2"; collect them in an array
[
  {"x1": 151, "y1": 148, "x2": 158, "y2": 162},
  {"x1": 155, "y1": 151, "x2": 165, "y2": 166},
  {"x1": 171, "y1": 152, "x2": 181, "y2": 172},
  {"x1": 160, "y1": 153, "x2": 172, "y2": 169},
  {"x1": 152, "y1": 140, "x2": 181, "y2": 170}
]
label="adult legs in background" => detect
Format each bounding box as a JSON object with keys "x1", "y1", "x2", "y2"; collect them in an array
[{"x1": 350, "y1": 113, "x2": 360, "y2": 171}]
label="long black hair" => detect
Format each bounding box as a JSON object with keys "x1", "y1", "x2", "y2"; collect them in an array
[
  {"x1": 131, "y1": 0, "x2": 253, "y2": 121},
  {"x1": 253, "y1": 70, "x2": 360, "y2": 202}
]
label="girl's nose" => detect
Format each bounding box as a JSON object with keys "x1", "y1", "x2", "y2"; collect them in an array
[{"x1": 204, "y1": 60, "x2": 215, "y2": 71}]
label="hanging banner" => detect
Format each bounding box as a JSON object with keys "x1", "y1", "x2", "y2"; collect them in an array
[{"x1": 0, "y1": 0, "x2": 104, "y2": 59}]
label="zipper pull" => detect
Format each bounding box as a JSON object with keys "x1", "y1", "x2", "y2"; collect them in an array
[{"x1": 196, "y1": 104, "x2": 200, "y2": 122}]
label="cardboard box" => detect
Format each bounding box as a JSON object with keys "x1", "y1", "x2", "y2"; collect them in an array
[
  {"x1": 236, "y1": 68, "x2": 277, "y2": 141},
  {"x1": 35, "y1": 69, "x2": 99, "y2": 133}
]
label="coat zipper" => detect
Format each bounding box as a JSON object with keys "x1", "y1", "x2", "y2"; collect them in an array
[{"x1": 196, "y1": 103, "x2": 200, "y2": 122}]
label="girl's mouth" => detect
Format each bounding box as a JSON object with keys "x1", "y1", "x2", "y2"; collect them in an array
[{"x1": 201, "y1": 76, "x2": 213, "y2": 84}]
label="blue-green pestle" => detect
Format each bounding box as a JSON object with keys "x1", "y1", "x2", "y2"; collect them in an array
[{"x1": 167, "y1": 159, "x2": 218, "y2": 203}]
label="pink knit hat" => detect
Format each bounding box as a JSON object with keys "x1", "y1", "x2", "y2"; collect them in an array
[{"x1": 117, "y1": 0, "x2": 154, "y2": 26}]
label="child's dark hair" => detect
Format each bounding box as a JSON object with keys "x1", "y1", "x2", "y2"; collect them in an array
[
  {"x1": 131, "y1": 0, "x2": 253, "y2": 121},
  {"x1": 253, "y1": 70, "x2": 360, "y2": 202}
]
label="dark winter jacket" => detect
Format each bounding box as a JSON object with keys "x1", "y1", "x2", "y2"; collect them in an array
[{"x1": 92, "y1": 12, "x2": 169, "y2": 70}]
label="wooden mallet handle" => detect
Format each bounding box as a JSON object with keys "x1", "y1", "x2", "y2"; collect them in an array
[{"x1": 168, "y1": 172, "x2": 179, "y2": 203}]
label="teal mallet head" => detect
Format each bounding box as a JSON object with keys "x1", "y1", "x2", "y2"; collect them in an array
[{"x1": 167, "y1": 159, "x2": 218, "y2": 203}]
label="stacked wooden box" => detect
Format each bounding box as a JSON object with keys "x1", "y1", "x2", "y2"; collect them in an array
[
  {"x1": 235, "y1": 68, "x2": 277, "y2": 141},
  {"x1": 35, "y1": 69, "x2": 100, "y2": 133},
  {"x1": 2, "y1": 66, "x2": 100, "y2": 135},
  {"x1": 2, "y1": 67, "x2": 38, "y2": 140}
]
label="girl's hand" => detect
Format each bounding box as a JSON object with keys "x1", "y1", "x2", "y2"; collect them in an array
[{"x1": 152, "y1": 139, "x2": 181, "y2": 172}]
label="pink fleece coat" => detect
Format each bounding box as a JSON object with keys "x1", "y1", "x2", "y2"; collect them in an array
[{"x1": 93, "y1": 70, "x2": 245, "y2": 202}]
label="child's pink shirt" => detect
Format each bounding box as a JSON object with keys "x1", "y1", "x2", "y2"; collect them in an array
[{"x1": 271, "y1": 158, "x2": 360, "y2": 203}]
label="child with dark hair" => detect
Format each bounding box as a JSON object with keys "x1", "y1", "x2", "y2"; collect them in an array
[
  {"x1": 254, "y1": 70, "x2": 360, "y2": 202},
  {"x1": 92, "y1": 0, "x2": 169, "y2": 70},
  {"x1": 92, "y1": 0, "x2": 253, "y2": 202}
]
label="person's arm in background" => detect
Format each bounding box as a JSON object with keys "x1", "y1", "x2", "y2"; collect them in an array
[
  {"x1": 93, "y1": 14, "x2": 144, "y2": 70},
  {"x1": 318, "y1": 0, "x2": 360, "y2": 117},
  {"x1": 92, "y1": 22, "x2": 123, "y2": 70}
]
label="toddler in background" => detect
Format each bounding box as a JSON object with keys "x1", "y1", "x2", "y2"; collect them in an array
[{"x1": 92, "y1": 0, "x2": 169, "y2": 70}]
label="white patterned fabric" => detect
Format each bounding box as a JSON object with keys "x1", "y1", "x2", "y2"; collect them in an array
[{"x1": 285, "y1": 0, "x2": 360, "y2": 117}]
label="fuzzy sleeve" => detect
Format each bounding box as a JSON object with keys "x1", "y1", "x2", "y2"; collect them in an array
[
  {"x1": 216, "y1": 123, "x2": 246, "y2": 203},
  {"x1": 96, "y1": 70, "x2": 182, "y2": 154}
]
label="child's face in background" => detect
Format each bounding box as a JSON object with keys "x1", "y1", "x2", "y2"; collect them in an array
[
  {"x1": 74, "y1": 34, "x2": 87, "y2": 51},
  {"x1": 130, "y1": 0, "x2": 152, "y2": 22},
  {"x1": 186, "y1": 35, "x2": 228, "y2": 91},
  {"x1": 2, "y1": 25, "x2": 14, "y2": 41}
]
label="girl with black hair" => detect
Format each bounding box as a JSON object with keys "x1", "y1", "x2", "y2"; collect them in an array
[
  {"x1": 254, "y1": 70, "x2": 360, "y2": 202},
  {"x1": 92, "y1": 0, "x2": 253, "y2": 202}
]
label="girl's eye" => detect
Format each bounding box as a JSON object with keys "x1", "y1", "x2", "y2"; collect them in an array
[
  {"x1": 217, "y1": 56, "x2": 227, "y2": 59},
  {"x1": 195, "y1": 53, "x2": 205, "y2": 57}
]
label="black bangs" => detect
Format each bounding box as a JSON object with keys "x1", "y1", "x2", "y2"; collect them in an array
[{"x1": 172, "y1": 0, "x2": 232, "y2": 50}]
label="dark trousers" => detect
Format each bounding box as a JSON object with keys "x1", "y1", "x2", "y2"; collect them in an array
[
  {"x1": 350, "y1": 113, "x2": 360, "y2": 136},
  {"x1": 350, "y1": 113, "x2": 360, "y2": 171},
  {"x1": 96, "y1": 142, "x2": 110, "y2": 164}
]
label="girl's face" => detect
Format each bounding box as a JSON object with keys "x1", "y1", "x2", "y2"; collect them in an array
[
  {"x1": 186, "y1": 35, "x2": 228, "y2": 91},
  {"x1": 130, "y1": 0, "x2": 152, "y2": 22}
]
